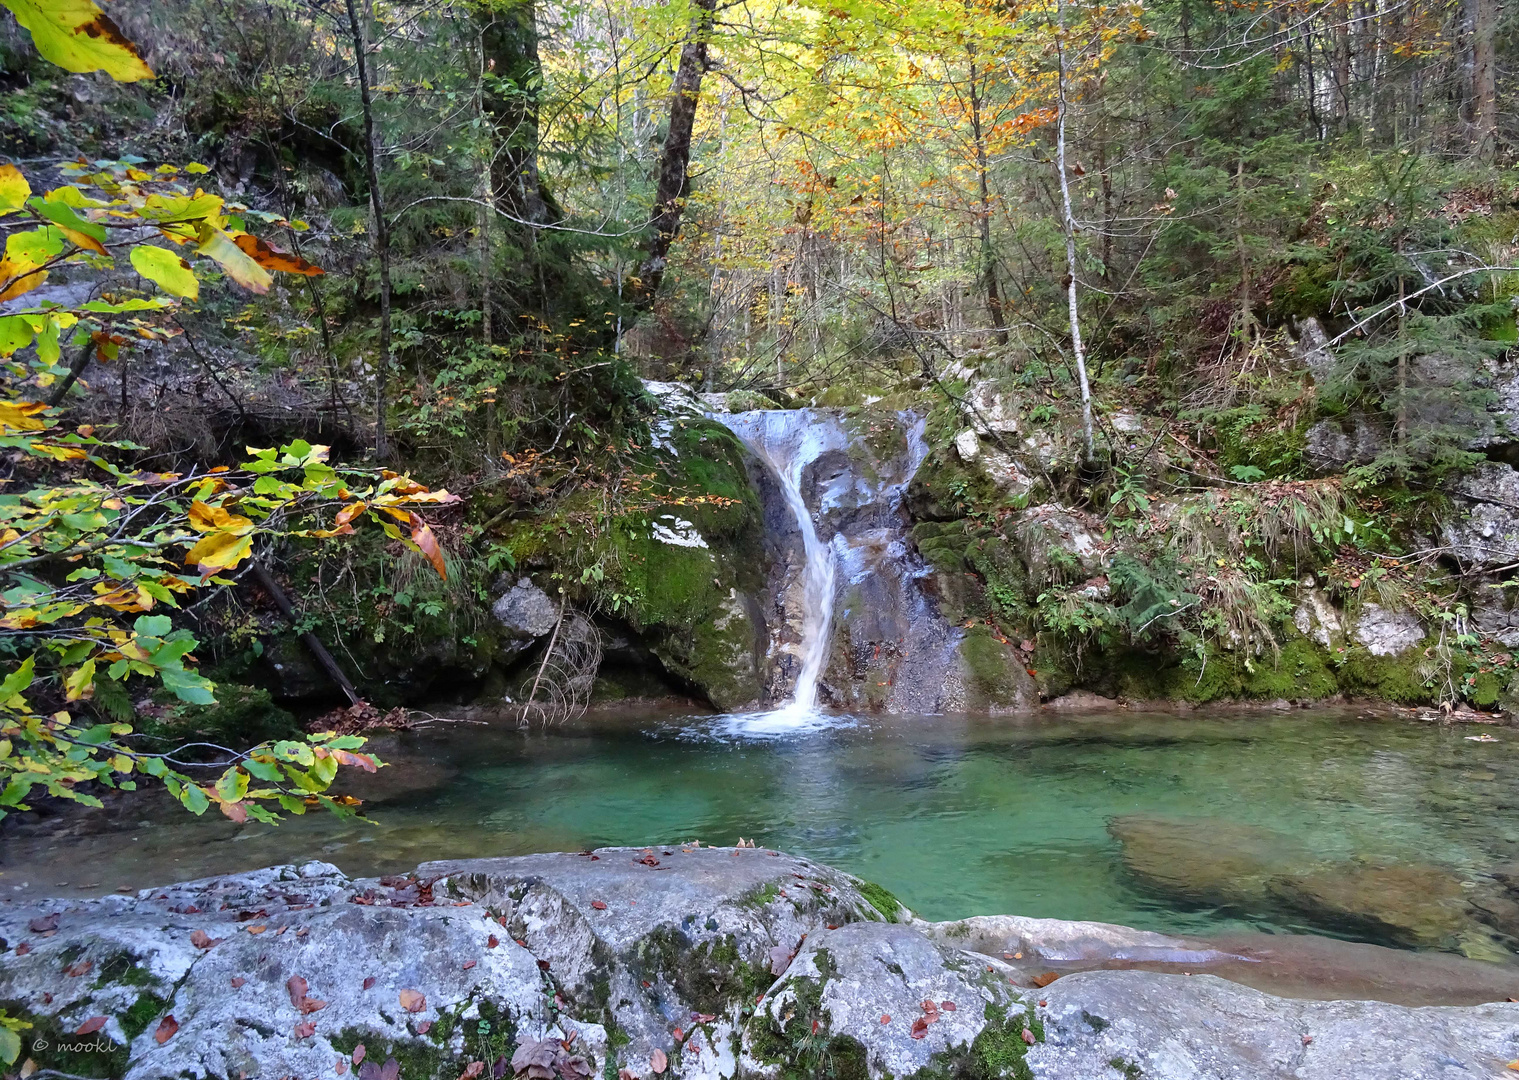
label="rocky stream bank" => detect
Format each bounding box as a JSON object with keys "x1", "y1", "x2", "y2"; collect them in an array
[{"x1": 2, "y1": 847, "x2": 1517, "y2": 1080}]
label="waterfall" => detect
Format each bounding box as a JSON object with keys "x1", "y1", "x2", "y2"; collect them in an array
[{"x1": 717, "y1": 410, "x2": 838, "y2": 723}]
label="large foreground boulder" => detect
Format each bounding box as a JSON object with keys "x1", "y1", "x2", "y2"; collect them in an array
[{"x1": 1, "y1": 850, "x2": 1516, "y2": 1080}]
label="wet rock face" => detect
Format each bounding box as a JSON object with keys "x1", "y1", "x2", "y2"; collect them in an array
[
  {"x1": 492, "y1": 577, "x2": 561, "y2": 661},
  {"x1": 720, "y1": 408, "x2": 971, "y2": 713}
]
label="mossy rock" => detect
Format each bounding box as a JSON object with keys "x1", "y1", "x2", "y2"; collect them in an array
[
  {"x1": 959, "y1": 628, "x2": 1031, "y2": 710},
  {"x1": 143, "y1": 683, "x2": 301, "y2": 747}
]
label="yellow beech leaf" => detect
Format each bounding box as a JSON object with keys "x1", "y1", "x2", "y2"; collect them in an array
[
  {"x1": 1, "y1": 0, "x2": 154, "y2": 81},
  {"x1": 0, "y1": 256, "x2": 46, "y2": 302},
  {"x1": 63, "y1": 659, "x2": 95, "y2": 701},
  {"x1": 0, "y1": 163, "x2": 30, "y2": 215},
  {"x1": 185, "y1": 531, "x2": 253, "y2": 571},
  {"x1": 92, "y1": 582, "x2": 154, "y2": 612},
  {"x1": 187, "y1": 500, "x2": 253, "y2": 535},
  {"x1": 0, "y1": 400, "x2": 48, "y2": 431},
  {"x1": 130, "y1": 244, "x2": 197, "y2": 299},
  {"x1": 195, "y1": 226, "x2": 272, "y2": 294}
]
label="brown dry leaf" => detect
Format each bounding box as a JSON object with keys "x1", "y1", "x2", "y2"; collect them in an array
[
  {"x1": 416, "y1": 1020, "x2": 433, "y2": 1035},
  {"x1": 487, "y1": 935, "x2": 500, "y2": 949},
  {"x1": 399, "y1": 988, "x2": 426, "y2": 1013},
  {"x1": 154, "y1": 1015, "x2": 178, "y2": 1044},
  {"x1": 190, "y1": 929, "x2": 222, "y2": 949},
  {"x1": 1021, "y1": 1028, "x2": 1035, "y2": 1045},
  {"x1": 459, "y1": 1063, "x2": 485, "y2": 1080},
  {"x1": 649, "y1": 1049, "x2": 668, "y2": 1075},
  {"x1": 591, "y1": 900, "x2": 608, "y2": 910},
  {"x1": 879, "y1": 1013, "x2": 891, "y2": 1024},
  {"x1": 64, "y1": 960, "x2": 93, "y2": 977},
  {"x1": 910, "y1": 1017, "x2": 929, "y2": 1040},
  {"x1": 15, "y1": 943, "x2": 30, "y2": 955},
  {"x1": 463, "y1": 960, "x2": 477, "y2": 970},
  {"x1": 246, "y1": 925, "x2": 267, "y2": 935},
  {"x1": 288, "y1": 975, "x2": 329, "y2": 1014},
  {"x1": 231, "y1": 976, "x2": 246, "y2": 989},
  {"x1": 231, "y1": 232, "x2": 324, "y2": 276},
  {"x1": 27, "y1": 914, "x2": 58, "y2": 933},
  {"x1": 353, "y1": 1044, "x2": 367, "y2": 1065},
  {"x1": 75, "y1": 1016, "x2": 107, "y2": 1035},
  {"x1": 618, "y1": 1071, "x2": 638, "y2": 1080},
  {"x1": 363, "y1": 977, "x2": 377, "y2": 990},
  {"x1": 1031, "y1": 972, "x2": 1060, "y2": 988},
  {"x1": 295, "y1": 1020, "x2": 317, "y2": 1039},
  {"x1": 337, "y1": 1062, "x2": 349, "y2": 1076},
  {"x1": 940, "y1": 1001, "x2": 957, "y2": 1012}
]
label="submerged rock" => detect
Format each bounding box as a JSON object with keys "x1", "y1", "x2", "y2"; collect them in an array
[
  {"x1": 1270, "y1": 862, "x2": 1472, "y2": 949},
  {"x1": 1, "y1": 851, "x2": 1516, "y2": 1080},
  {"x1": 1109, "y1": 814, "x2": 1312, "y2": 909}
]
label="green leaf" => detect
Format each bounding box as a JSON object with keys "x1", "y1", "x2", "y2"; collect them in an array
[
  {"x1": 130, "y1": 244, "x2": 198, "y2": 299},
  {"x1": 0, "y1": 654, "x2": 34, "y2": 700},
  {"x1": 214, "y1": 767, "x2": 248, "y2": 804},
  {"x1": 178, "y1": 782, "x2": 210, "y2": 815},
  {"x1": 243, "y1": 758, "x2": 283, "y2": 783},
  {"x1": 0, "y1": 0, "x2": 154, "y2": 81},
  {"x1": 0, "y1": 1022, "x2": 21, "y2": 1066},
  {"x1": 6, "y1": 225, "x2": 64, "y2": 263}
]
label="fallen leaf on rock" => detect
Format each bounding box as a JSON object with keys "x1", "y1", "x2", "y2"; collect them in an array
[
  {"x1": 295, "y1": 1020, "x2": 317, "y2": 1038},
  {"x1": 14, "y1": 943, "x2": 30, "y2": 955},
  {"x1": 1303, "y1": 1036, "x2": 1314, "y2": 1046},
  {"x1": 673, "y1": 1027, "x2": 684, "y2": 1042},
  {"x1": 246, "y1": 925, "x2": 267, "y2": 935},
  {"x1": 460, "y1": 1063, "x2": 485, "y2": 1080},
  {"x1": 417, "y1": 1020, "x2": 433, "y2": 1035},
  {"x1": 337, "y1": 1062, "x2": 348, "y2": 1075},
  {"x1": 363, "y1": 976, "x2": 376, "y2": 990},
  {"x1": 617, "y1": 1071, "x2": 638, "y2": 1080},
  {"x1": 231, "y1": 976, "x2": 246, "y2": 989},
  {"x1": 920, "y1": 1000, "x2": 939, "y2": 1015},
  {"x1": 353, "y1": 1044, "x2": 366, "y2": 1065},
  {"x1": 399, "y1": 988, "x2": 426, "y2": 1013},
  {"x1": 537, "y1": 959, "x2": 551, "y2": 971},
  {"x1": 463, "y1": 960, "x2": 477, "y2": 970},
  {"x1": 591, "y1": 900, "x2": 607, "y2": 910},
  {"x1": 28, "y1": 914, "x2": 58, "y2": 933},
  {"x1": 940, "y1": 1001, "x2": 956, "y2": 1012},
  {"x1": 190, "y1": 929, "x2": 223, "y2": 949},
  {"x1": 75, "y1": 1016, "x2": 107, "y2": 1035},
  {"x1": 64, "y1": 960, "x2": 93, "y2": 977},
  {"x1": 154, "y1": 1015, "x2": 178, "y2": 1044},
  {"x1": 649, "y1": 1049, "x2": 668, "y2": 1075},
  {"x1": 288, "y1": 975, "x2": 329, "y2": 1014},
  {"x1": 1021, "y1": 1029, "x2": 1034, "y2": 1045},
  {"x1": 910, "y1": 1018, "x2": 928, "y2": 1040},
  {"x1": 1031, "y1": 972, "x2": 1060, "y2": 988},
  {"x1": 880, "y1": 1014, "x2": 891, "y2": 1025},
  {"x1": 487, "y1": 935, "x2": 499, "y2": 948},
  {"x1": 691, "y1": 1013, "x2": 716, "y2": 1023},
  {"x1": 1038, "y1": 1000, "x2": 1046, "y2": 1007}
]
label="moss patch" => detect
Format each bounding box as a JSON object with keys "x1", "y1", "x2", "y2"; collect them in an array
[{"x1": 852, "y1": 879, "x2": 906, "y2": 923}]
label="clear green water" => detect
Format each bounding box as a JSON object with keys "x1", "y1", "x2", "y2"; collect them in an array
[{"x1": 5, "y1": 708, "x2": 1518, "y2": 957}]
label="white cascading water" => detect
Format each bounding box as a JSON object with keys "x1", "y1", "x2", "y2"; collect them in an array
[{"x1": 717, "y1": 411, "x2": 839, "y2": 732}]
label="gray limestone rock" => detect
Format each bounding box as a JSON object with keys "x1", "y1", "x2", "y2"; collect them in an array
[
  {"x1": 1026, "y1": 969, "x2": 1519, "y2": 1080},
  {"x1": 1350, "y1": 602, "x2": 1426, "y2": 656},
  {"x1": 4, "y1": 851, "x2": 1519, "y2": 1080},
  {"x1": 1442, "y1": 461, "x2": 1519, "y2": 569}
]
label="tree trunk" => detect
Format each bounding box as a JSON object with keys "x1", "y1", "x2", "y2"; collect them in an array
[
  {"x1": 1056, "y1": 0, "x2": 1095, "y2": 465},
  {"x1": 632, "y1": 0, "x2": 718, "y2": 309},
  {"x1": 477, "y1": 0, "x2": 557, "y2": 224},
  {"x1": 967, "y1": 53, "x2": 1008, "y2": 344},
  {"x1": 343, "y1": 0, "x2": 393, "y2": 460},
  {"x1": 1473, "y1": 0, "x2": 1499, "y2": 158}
]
